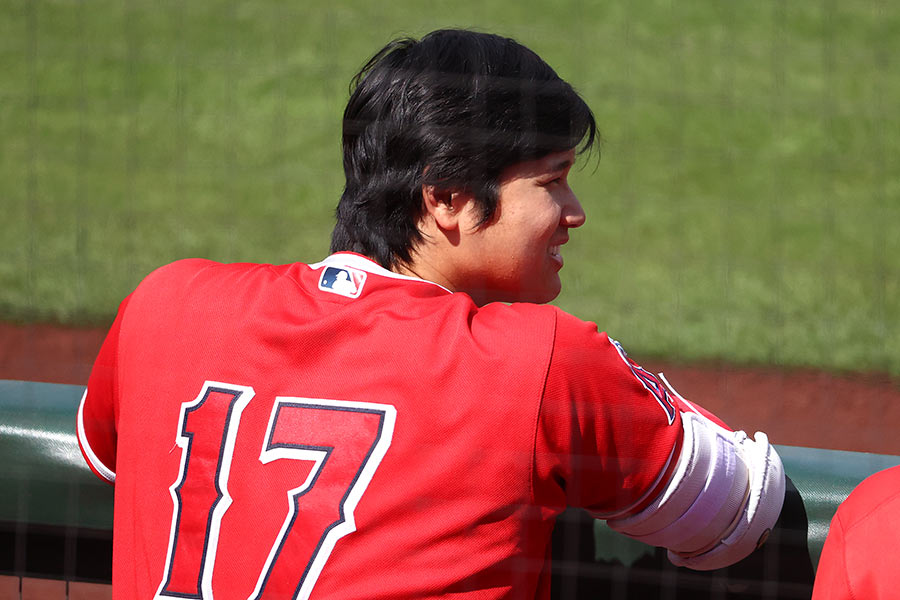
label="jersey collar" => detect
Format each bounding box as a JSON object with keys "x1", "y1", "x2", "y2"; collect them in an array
[{"x1": 309, "y1": 252, "x2": 453, "y2": 295}]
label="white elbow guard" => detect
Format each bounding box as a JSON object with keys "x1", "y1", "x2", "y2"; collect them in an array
[{"x1": 606, "y1": 411, "x2": 785, "y2": 571}]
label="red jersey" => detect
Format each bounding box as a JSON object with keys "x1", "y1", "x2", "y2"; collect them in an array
[
  {"x1": 812, "y1": 465, "x2": 900, "y2": 600},
  {"x1": 77, "y1": 253, "x2": 683, "y2": 600}
]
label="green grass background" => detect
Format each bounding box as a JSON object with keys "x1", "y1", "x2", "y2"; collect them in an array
[{"x1": 2, "y1": 0, "x2": 898, "y2": 375}]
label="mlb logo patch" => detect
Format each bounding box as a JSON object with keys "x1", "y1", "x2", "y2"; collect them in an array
[{"x1": 318, "y1": 266, "x2": 367, "y2": 299}]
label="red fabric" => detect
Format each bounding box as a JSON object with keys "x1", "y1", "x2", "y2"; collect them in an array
[
  {"x1": 77, "y1": 253, "x2": 682, "y2": 600},
  {"x1": 812, "y1": 465, "x2": 900, "y2": 600}
]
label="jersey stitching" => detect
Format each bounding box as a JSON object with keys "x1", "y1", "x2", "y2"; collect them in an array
[
  {"x1": 531, "y1": 308, "x2": 559, "y2": 510},
  {"x1": 264, "y1": 263, "x2": 309, "y2": 297},
  {"x1": 107, "y1": 289, "x2": 136, "y2": 480},
  {"x1": 113, "y1": 293, "x2": 131, "y2": 453}
]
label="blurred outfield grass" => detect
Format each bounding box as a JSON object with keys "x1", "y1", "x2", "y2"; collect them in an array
[{"x1": 1, "y1": 0, "x2": 898, "y2": 375}]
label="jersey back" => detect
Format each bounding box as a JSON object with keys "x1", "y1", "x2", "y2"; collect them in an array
[{"x1": 77, "y1": 254, "x2": 681, "y2": 600}]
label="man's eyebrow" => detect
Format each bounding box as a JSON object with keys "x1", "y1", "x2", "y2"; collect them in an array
[{"x1": 547, "y1": 158, "x2": 574, "y2": 173}]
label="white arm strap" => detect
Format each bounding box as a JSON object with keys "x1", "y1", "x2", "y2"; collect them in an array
[{"x1": 606, "y1": 411, "x2": 785, "y2": 571}]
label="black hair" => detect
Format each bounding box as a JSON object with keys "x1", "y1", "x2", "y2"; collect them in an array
[{"x1": 330, "y1": 29, "x2": 598, "y2": 268}]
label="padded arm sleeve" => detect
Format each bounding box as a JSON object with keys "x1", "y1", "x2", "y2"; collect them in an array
[{"x1": 606, "y1": 410, "x2": 786, "y2": 571}]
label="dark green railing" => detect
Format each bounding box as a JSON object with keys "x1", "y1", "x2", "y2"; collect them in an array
[{"x1": 2, "y1": 379, "x2": 898, "y2": 596}]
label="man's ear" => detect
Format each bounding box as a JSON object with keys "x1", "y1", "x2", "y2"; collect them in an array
[{"x1": 422, "y1": 184, "x2": 469, "y2": 231}]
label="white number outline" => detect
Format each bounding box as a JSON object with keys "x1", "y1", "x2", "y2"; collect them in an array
[
  {"x1": 250, "y1": 397, "x2": 396, "y2": 600},
  {"x1": 156, "y1": 383, "x2": 396, "y2": 600},
  {"x1": 157, "y1": 381, "x2": 255, "y2": 600}
]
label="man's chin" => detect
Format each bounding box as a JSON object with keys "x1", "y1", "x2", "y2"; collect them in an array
[
  {"x1": 527, "y1": 289, "x2": 561, "y2": 305},
  {"x1": 527, "y1": 276, "x2": 562, "y2": 304},
  {"x1": 495, "y1": 284, "x2": 561, "y2": 306},
  {"x1": 465, "y1": 275, "x2": 561, "y2": 306}
]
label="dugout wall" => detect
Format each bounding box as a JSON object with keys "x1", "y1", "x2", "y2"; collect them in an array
[{"x1": 2, "y1": 379, "x2": 898, "y2": 599}]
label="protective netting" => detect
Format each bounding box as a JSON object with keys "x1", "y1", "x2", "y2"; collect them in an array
[{"x1": 1, "y1": 1, "x2": 898, "y2": 597}]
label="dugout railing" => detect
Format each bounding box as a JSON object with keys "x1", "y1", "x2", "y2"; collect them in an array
[{"x1": 2, "y1": 379, "x2": 899, "y2": 599}]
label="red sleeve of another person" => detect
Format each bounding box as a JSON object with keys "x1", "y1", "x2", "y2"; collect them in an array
[{"x1": 812, "y1": 465, "x2": 900, "y2": 600}]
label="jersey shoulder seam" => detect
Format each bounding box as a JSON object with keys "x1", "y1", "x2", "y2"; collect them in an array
[{"x1": 530, "y1": 306, "x2": 561, "y2": 509}]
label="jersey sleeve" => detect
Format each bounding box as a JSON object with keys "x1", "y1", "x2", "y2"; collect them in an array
[
  {"x1": 536, "y1": 310, "x2": 786, "y2": 570},
  {"x1": 77, "y1": 293, "x2": 132, "y2": 483},
  {"x1": 533, "y1": 311, "x2": 684, "y2": 515}
]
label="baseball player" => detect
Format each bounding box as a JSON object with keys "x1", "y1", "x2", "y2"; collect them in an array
[{"x1": 77, "y1": 29, "x2": 785, "y2": 599}]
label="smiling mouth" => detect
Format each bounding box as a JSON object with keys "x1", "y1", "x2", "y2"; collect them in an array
[{"x1": 549, "y1": 245, "x2": 564, "y2": 267}]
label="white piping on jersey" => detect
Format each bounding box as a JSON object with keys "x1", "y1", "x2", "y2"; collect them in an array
[
  {"x1": 658, "y1": 372, "x2": 702, "y2": 416},
  {"x1": 309, "y1": 253, "x2": 452, "y2": 294},
  {"x1": 77, "y1": 389, "x2": 116, "y2": 483}
]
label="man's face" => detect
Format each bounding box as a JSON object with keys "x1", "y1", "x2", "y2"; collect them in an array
[{"x1": 459, "y1": 148, "x2": 586, "y2": 305}]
